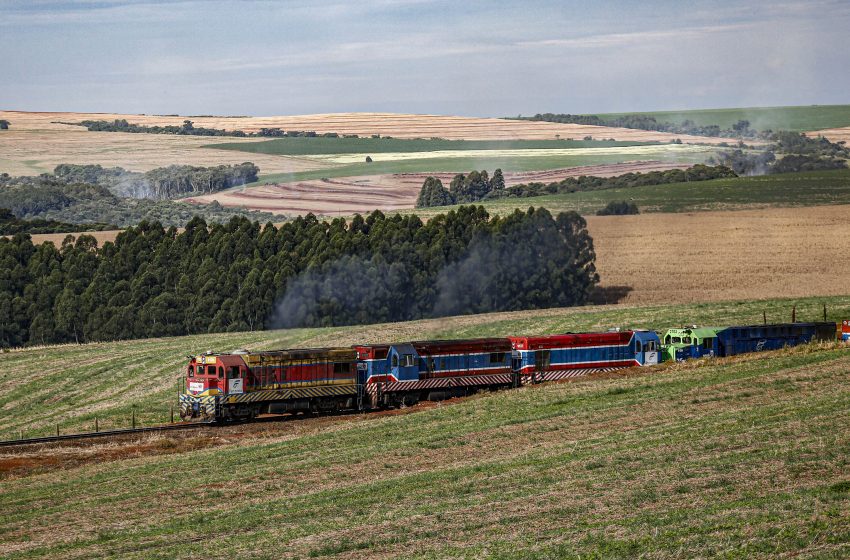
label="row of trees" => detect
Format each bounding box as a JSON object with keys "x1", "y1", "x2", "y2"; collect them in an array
[
  {"x1": 709, "y1": 134, "x2": 848, "y2": 175},
  {"x1": 0, "y1": 166, "x2": 277, "y2": 227},
  {"x1": 0, "y1": 207, "x2": 598, "y2": 347},
  {"x1": 0, "y1": 208, "x2": 113, "y2": 234},
  {"x1": 516, "y1": 113, "x2": 766, "y2": 139},
  {"x1": 415, "y1": 170, "x2": 506, "y2": 208},
  {"x1": 416, "y1": 165, "x2": 738, "y2": 207},
  {"x1": 596, "y1": 201, "x2": 639, "y2": 216},
  {"x1": 72, "y1": 119, "x2": 360, "y2": 139}
]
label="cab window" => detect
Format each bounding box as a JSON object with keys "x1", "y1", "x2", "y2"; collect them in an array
[
  {"x1": 635, "y1": 340, "x2": 641, "y2": 353},
  {"x1": 683, "y1": 337, "x2": 692, "y2": 344},
  {"x1": 208, "y1": 365, "x2": 217, "y2": 376},
  {"x1": 188, "y1": 365, "x2": 194, "y2": 377},
  {"x1": 402, "y1": 354, "x2": 414, "y2": 367},
  {"x1": 218, "y1": 366, "x2": 224, "y2": 378},
  {"x1": 392, "y1": 354, "x2": 399, "y2": 367},
  {"x1": 672, "y1": 336, "x2": 681, "y2": 344},
  {"x1": 228, "y1": 366, "x2": 240, "y2": 378}
]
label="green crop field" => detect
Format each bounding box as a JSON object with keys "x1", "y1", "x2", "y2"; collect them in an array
[
  {"x1": 205, "y1": 137, "x2": 655, "y2": 156},
  {"x1": 591, "y1": 104, "x2": 850, "y2": 132},
  {"x1": 249, "y1": 147, "x2": 714, "y2": 186},
  {"x1": 2, "y1": 326, "x2": 850, "y2": 557},
  {"x1": 402, "y1": 169, "x2": 850, "y2": 219},
  {"x1": 1, "y1": 295, "x2": 847, "y2": 441}
]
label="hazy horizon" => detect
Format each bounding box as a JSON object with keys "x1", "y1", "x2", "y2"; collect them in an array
[{"x1": 2, "y1": 0, "x2": 849, "y2": 117}]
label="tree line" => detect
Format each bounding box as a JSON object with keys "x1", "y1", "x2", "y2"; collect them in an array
[
  {"x1": 708, "y1": 132, "x2": 848, "y2": 175},
  {"x1": 67, "y1": 119, "x2": 362, "y2": 139},
  {"x1": 0, "y1": 208, "x2": 114, "y2": 234},
  {"x1": 0, "y1": 207, "x2": 598, "y2": 347},
  {"x1": 515, "y1": 113, "x2": 766, "y2": 139},
  {"x1": 0, "y1": 165, "x2": 277, "y2": 228},
  {"x1": 416, "y1": 165, "x2": 737, "y2": 208}
]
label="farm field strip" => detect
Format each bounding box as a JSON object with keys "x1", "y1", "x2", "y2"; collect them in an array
[
  {"x1": 593, "y1": 103, "x2": 850, "y2": 132},
  {"x1": 185, "y1": 161, "x2": 693, "y2": 216},
  {"x1": 1, "y1": 295, "x2": 848, "y2": 441},
  {"x1": 0, "y1": 110, "x2": 741, "y2": 143},
  {"x1": 1, "y1": 342, "x2": 849, "y2": 558},
  {"x1": 296, "y1": 144, "x2": 709, "y2": 165}
]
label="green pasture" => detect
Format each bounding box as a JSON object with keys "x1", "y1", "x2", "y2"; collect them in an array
[
  {"x1": 204, "y1": 137, "x2": 655, "y2": 157},
  {"x1": 401, "y1": 169, "x2": 850, "y2": 219},
  {"x1": 591, "y1": 104, "x2": 850, "y2": 132},
  {"x1": 250, "y1": 148, "x2": 714, "y2": 186},
  {"x1": 2, "y1": 335, "x2": 849, "y2": 557},
  {"x1": 1, "y1": 294, "x2": 847, "y2": 440}
]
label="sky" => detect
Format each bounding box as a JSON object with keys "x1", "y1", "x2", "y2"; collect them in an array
[{"x1": 1, "y1": 0, "x2": 849, "y2": 117}]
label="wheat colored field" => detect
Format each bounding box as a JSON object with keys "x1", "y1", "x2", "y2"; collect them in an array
[
  {"x1": 814, "y1": 126, "x2": 850, "y2": 144},
  {"x1": 28, "y1": 204, "x2": 850, "y2": 305},
  {"x1": 0, "y1": 110, "x2": 740, "y2": 176}
]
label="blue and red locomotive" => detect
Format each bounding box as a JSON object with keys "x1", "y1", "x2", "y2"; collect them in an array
[
  {"x1": 180, "y1": 330, "x2": 662, "y2": 421},
  {"x1": 180, "y1": 321, "x2": 836, "y2": 422}
]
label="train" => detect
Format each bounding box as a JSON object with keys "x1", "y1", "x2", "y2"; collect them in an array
[{"x1": 179, "y1": 321, "x2": 837, "y2": 422}]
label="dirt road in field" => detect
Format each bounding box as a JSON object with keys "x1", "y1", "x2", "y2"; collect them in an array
[{"x1": 186, "y1": 160, "x2": 692, "y2": 215}]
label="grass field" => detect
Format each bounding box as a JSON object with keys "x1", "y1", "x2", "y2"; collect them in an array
[
  {"x1": 403, "y1": 169, "x2": 850, "y2": 218},
  {"x1": 250, "y1": 146, "x2": 715, "y2": 185},
  {"x1": 205, "y1": 137, "x2": 656, "y2": 156},
  {"x1": 0, "y1": 295, "x2": 846, "y2": 441},
  {"x1": 2, "y1": 336, "x2": 849, "y2": 558},
  {"x1": 592, "y1": 104, "x2": 850, "y2": 132}
]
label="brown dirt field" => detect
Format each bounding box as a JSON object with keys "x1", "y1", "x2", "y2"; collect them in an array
[
  {"x1": 590, "y1": 204, "x2": 850, "y2": 303},
  {"x1": 27, "y1": 204, "x2": 850, "y2": 306},
  {"x1": 186, "y1": 160, "x2": 691, "y2": 215},
  {"x1": 0, "y1": 111, "x2": 738, "y2": 177},
  {"x1": 811, "y1": 126, "x2": 850, "y2": 144}
]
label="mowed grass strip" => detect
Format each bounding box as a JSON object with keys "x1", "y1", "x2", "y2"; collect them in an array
[
  {"x1": 1, "y1": 295, "x2": 848, "y2": 439},
  {"x1": 1, "y1": 343, "x2": 849, "y2": 558}
]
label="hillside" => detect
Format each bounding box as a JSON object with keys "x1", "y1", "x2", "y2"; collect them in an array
[
  {"x1": 592, "y1": 104, "x2": 850, "y2": 133},
  {"x1": 2, "y1": 336, "x2": 849, "y2": 558},
  {"x1": 1, "y1": 294, "x2": 846, "y2": 441}
]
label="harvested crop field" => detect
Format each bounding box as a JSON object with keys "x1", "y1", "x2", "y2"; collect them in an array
[
  {"x1": 28, "y1": 205, "x2": 850, "y2": 306},
  {"x1": 186, "y1": 160, "x2": 692, "y2": 215},
  {"x1": 0, "y1": 110, "x2": 737, "y2": 177},
  {"x1": 589, "y1": 204, "x2": 850, "y2": 303},
  {"x1": 812, "y1": 125, "x2": 850, "y2": 145},
  {"x1": 0, "y1": 111, "x2": 330, "y2": 176}
]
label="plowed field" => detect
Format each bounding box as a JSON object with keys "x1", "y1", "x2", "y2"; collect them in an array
[{"x1": 186, "y1": 160, "x2": 691, "y2": 215}]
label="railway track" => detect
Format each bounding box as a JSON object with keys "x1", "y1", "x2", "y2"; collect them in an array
[{"x1": 0, "y1": 422, "x2": 214, "y2": 448}]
